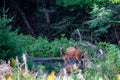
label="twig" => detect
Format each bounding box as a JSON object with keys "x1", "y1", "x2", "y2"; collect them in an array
[
  {"x1": 76, "y1": 29, "x2": 82, "y2": 42},
  {"x1": 80, "y1": 42, "x2": 104, "y2": 55},
  {"x1": 87, "y1": 42, "x2": 104, "y2": 54}
]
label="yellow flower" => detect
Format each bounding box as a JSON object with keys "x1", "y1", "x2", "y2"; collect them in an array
[
  {"x1": 98, "y1": 77, "x2": 103, "y2": 80},
  {"x1": 7, "y1": 75, "x2": 13, "y2": 80},
  {"x1": 117, "y1": 74, "x2": 120, "y2": 80},
  {"x1": 47, "y1": 71, "x2": 55, "y2": 80}
]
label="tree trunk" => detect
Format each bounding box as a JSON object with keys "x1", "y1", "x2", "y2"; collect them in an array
[
  {"x1": 42, "y1": 0, "x2": 53, "y2": 40},
  {"x1": 13, "y1": 0, "x2": 36, "y2": 38}
]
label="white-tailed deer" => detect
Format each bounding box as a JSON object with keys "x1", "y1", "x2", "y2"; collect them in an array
[{"x1": 60, "y1": 43, "x2": 83, "y2": 65}]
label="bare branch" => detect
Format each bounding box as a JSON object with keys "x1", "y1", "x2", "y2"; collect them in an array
[
  {"x1": 76, "y1": 29, "x2": 82, "y2": 42},
  {"x1": 13, "y1": 0, "x2": 36, "y2": 37}
]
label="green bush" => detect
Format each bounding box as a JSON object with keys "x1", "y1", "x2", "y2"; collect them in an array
[
  {"x1": 17, "y1": 34, "x2": 36, "y2": 52},
  {"x1": 18, "y1": 34, "x2": 97, "y2": 58},
  {"x1": 84, "y1": 42, "x2": 120, "y2": 79},
  {"x1": 86, "y1": 4, "x2": 112, "y2": 37},
  {"x1": 98, "y1": 42, "x2": 119, "y2": 79},
  {"x1": 26, "y1": 35, "x2": 76, "y2": 57},
  {"x1": 98, "y1": 42, "x2": 120, "y2": 68},
  {"x1": 0, "y1": 9, "x2": 23, "y2": 60}
]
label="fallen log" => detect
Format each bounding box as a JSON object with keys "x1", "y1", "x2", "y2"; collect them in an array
[{"x1": 26, "y1": 55, "x2": 63, "y2": 62}]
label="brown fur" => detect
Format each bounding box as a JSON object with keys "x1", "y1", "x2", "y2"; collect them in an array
[{"x1": 60, "y1": 46, "x2": 82, "y2": 65}]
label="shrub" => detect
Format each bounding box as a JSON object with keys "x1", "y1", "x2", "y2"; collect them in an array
[
  {"x1": 0, "y1": 8, "x2": 23, "y2": 60},
  {"x1": 27, "y1": 35, "x2": 76, "y2": 57},
  {"x1": 98, "y1": 42, "x2": 120, "y2": 68},
  {"x1": 84, "y1": 42, "x2": 120, "y2": 79},
  {"x1": 86, "y1": 4, "x2": 112, "y2": 37}
]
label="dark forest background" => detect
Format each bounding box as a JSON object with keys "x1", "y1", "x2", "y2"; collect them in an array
[{"x1": 0, "y1": 0, "x2": 120, "y2": 43}]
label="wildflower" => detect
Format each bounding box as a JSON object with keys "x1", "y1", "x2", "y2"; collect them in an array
[
  {"x1": 117, "y1": 74, "x2": 120, "y2": 80},
  {"x1": 47, "y1": 71, "x2": 55, "y2": 80},
  {"x1": 7, "y1": 75, "x2": 13, "y2": 80},
  {"x1": 98, "y1": 77, "x2": 103, "y2": 80}
]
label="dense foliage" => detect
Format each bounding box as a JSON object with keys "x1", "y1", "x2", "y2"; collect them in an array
[
  {"x1": 84, "y1": 42, "x2": 120, "y2": 79},
  {"x1": 0, "y1": 0, "x2": 120, "y2": 80},
  {"x1": 0, "y1": 0, "x2": 119, "y2": 43},
  {"x1": 0, "y1": 9, "x2": 23, "y2": 60},
  {"x1": 86, "y1": 4, "x2": 112, "y2": 36}
]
